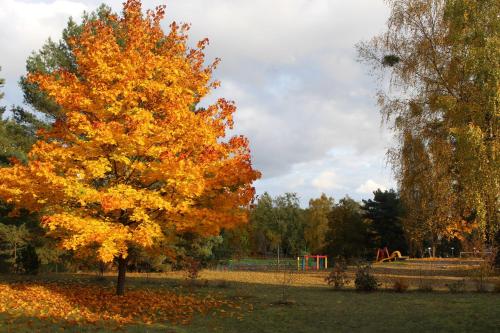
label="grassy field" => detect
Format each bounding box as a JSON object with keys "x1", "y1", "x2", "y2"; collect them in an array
[{"x1": 1, "y1": 266, "x2": 499, "y2": 333}]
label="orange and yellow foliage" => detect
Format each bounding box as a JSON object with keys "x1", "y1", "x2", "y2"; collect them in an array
[
  {"x1": 0, "y1": 0, "x2": 260, "y2": 262},
  {"x1": 0, "y1": 281, "x2": 240, "y2": 326}
]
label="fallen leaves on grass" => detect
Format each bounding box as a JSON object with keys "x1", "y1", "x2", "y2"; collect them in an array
[{"x1": 0, "y1": 281, "x2": 239, "y2": 327}]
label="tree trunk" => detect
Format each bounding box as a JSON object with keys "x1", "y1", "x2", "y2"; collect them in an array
[{"x1": 116, "y1": 256, "x2": 128, "y2": 296}]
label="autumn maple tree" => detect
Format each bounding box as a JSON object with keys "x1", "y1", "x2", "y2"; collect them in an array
[{"x1": 0, "y1": 0, "x2": 260, "y2": 295}]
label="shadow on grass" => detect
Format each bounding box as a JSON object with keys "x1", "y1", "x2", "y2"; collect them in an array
[
  {"x1": 1, "y1": 273, "x2": 500, "y2": 333},
  {"x1": 0, "y1": 273, "x2": 236, "y2": 331},
  {"x1": 0, "y1": 312, "x2": 180, "y2": 333}
]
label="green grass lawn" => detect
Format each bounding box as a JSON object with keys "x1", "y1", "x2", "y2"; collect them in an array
[{"x1": 1, "y1": 273, "x2": 499, "y2": 333}]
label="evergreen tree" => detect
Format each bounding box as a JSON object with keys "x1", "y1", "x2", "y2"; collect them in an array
[
  {"x1": 325, "y1": 197, "x2": 371, "y2": 259},
  {"x1": 0, "y1": 67, "x2": 49, "y2": 273},
  {"x1": 362, "y1": 189, "x2": 407, "y2": 253}
]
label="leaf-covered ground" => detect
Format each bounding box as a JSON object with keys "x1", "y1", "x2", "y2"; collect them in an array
[
  {"x1": 0, "y1": 277, "x2": 245, "y2": 331},
  {"x1": 0, "y1": 271, "x2": 499, "y2": 332}
]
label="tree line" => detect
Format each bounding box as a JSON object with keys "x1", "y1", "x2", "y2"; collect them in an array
[
  {"x1": 212, "y1": 190, "x2": 465, "y2": 262},
  {"x1": 0, "y1": 183, "x2": 467, "y2": 275}
]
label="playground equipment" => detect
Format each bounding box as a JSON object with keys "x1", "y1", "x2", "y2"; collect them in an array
[
  {"x1": 375, "y1": 247, "x2": 409, "y2": 263},
  {"x1": 297, "y1": 255, "x2": 328, "y2": 271}
]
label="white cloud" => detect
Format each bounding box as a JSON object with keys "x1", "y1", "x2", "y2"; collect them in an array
[
  {"x1": 0, "y1": 0, "x2": 395, "y2": 205},
  {"x1": 0, "y1": 0, "x2": 90, "y2": 105},
  {"x1": 356, "y1": 179, "x2": 387, "y2": 194},
  {"x1": 312, "y1": 171, "x2": 342, "y2": 191}
]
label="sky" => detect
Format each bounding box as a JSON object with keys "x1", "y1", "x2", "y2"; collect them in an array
[{"x1": 0, "y1": 0, "x2": 396, "y2": 205}]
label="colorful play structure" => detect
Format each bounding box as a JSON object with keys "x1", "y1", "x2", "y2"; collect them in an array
[
  {"x1": 375, "y1": 247, "x2": 409, "y2": 263},
  {"x1": 297, "y1": 255, "x2": 328, "y2": 271}
]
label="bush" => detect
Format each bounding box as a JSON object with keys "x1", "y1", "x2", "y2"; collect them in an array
[
  {"x1": 20, "y1": 245, "x2": 40, "y2": 275},
  {"x1": 325, "y1": 258, "x2": 349, "y2": 290},
  {"x1": 354, "y1": 264, "x2": 378, "y2": 292},
  {"x1": 392, "y1": 279, "x2": 409, "y2": 292},
  {"x1": 470, "y1": 256, "x2": 494, "y2": 292},
  {"x1": 493, "y1": 281, "x2": 500, "y2": 293},
  {"x1": 185, "y1": 258, "x2": 202, "y2": 281},
  {"x1": 446, "y1": 279, "x2": 466, "y2": 293}
]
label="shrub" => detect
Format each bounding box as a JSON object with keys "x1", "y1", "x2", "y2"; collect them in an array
[
  {"x1": 470, "y1": 256, "x2": 494, "y2": 292},
  {"x1": 20, "y1": 245, "x2": 40, "y2": 275},
  {"x1": 185, "y1": 259, "x2": 202, "y2": 281},
  {"x1": 354, "y1": 263, "x2": 378, "y2": 292},
  {"x1": 325, "y1": 258, "x2": 349, "y2": 290},
  {"x1": 392, "y1": 279, "x2": 409, "y2": 292},
  {"x1": 493, "y1": 281, "x2": 500, "y2": 293},
  {"x1": 277, "y1": 267, "x2": 297, "y2": 304},
  {"x1": 446, "y1": 279, "x2": 466, "y2": 293}
]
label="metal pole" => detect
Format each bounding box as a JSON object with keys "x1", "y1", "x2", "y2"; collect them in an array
[{"x1": 277, "y1": 243, "x2": 280, "y2": 268}]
